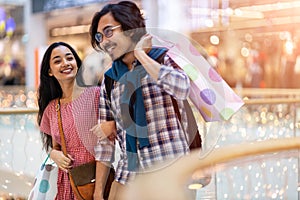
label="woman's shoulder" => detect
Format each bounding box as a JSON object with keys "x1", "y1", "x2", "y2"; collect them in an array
[{"x1": 42, "y1": 99, "x2": 57, "y2": 116}]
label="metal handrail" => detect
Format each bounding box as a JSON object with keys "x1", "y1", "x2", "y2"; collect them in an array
[
  {"x1": 0, "y1": 108, "x2": 38, "y2": 114},
  {"x1": 235, "y1": 88, "x2": 300, "y2": 96},
  {"x1": 243, "y1": 98, "x2": 300, "y2": 105}
]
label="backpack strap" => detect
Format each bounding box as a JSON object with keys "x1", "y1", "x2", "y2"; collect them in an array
[
  {"x1": 104, "y1": 74, "x2": 114, "y2": 102},
  {"x1": 171, "y1": 97, "x2": 202, "y2": 150},
  {"x1": 183, "y1": 100, "x2": 202, "y2": 150}
]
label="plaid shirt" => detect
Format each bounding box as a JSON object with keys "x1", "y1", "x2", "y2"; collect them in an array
[{"x1": 95, "y1": 55, "x2": 190, "y2": 184}]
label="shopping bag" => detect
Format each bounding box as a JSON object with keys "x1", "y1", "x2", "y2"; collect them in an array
[
  {"x1": 28, "y1": 154, "x2": 58, "y2": 200},
  {"x1": 153, "y1": 35, "x2": 244, "y2": 122}
]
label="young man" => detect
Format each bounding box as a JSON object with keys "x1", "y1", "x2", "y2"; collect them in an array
[{"x1": 90, "y1": 1, "x2": 192, "y2": 199}]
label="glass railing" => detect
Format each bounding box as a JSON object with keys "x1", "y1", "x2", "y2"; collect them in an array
[
  {"x1": 0, "y1": 109, "x2": 44, "y2": 199},
  {"x1": 0, "y1": 86, "x2": 44, "y2": 199},
  {"x1": 196, "y1": 99, "x2": 300, "y2": 199}
]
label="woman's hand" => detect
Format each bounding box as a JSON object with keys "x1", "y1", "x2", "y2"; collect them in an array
[
  {"x1": 90, "y1": 121, "x2": 116, "y2": 141},
  {"x1": 50, "y1": 149, "x2": 74, "y2": 172}
]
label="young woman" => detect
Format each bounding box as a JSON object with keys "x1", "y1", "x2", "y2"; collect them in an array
[{"x1": 37, "y1": 42, "x2": 115, "y2": 199}]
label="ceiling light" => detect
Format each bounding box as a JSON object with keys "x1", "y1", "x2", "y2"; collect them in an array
[
  {"x1": 210, "y1": 35, "x2": 219, "y2": 45},
  {"x1": 50, "y1": 24, "x2": 90, "y2": 37},
  {"x1": 188, "y1": 183, "x2": 203, "y2": 190}
]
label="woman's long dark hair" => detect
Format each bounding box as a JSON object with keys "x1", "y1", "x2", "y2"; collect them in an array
[
  {"x1": 90, "y1": 1, "x2": 146, "y2": 51},
  {"x1": 37, "y1": 42, "x2": 82, "y2": 152}
]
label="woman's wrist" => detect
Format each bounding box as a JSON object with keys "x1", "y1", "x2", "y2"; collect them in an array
[{"x1": 49, "y1": 148, "x2": 59, "y2": 159}]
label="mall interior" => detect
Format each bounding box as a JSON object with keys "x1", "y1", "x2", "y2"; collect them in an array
[{"x1": 1, "y1": 0, "x2": 300, "y2": 199}]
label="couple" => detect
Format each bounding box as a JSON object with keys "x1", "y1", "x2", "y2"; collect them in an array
[{"x1": 38, "y1": 1, "x2": 196, "y2": 199}]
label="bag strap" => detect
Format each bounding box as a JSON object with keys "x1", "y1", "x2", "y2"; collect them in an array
[
  {"x1": 55, "y1": 99, "x2": 85, "y2": 200},
  {"x1": 56, "y1": 99, "x2": 68, "y2": 156},
  {"x1": 43, "y1": 153, "x2": 50, "y2": 165}
]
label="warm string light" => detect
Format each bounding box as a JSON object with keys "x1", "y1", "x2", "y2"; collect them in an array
[{"x1": 0, "y1": 88, "x2": 37, "y2": 108}]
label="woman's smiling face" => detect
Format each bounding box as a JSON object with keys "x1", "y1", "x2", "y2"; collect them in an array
[{"x1": 48, "y1": 45, "x2": 78, "y2": 83}]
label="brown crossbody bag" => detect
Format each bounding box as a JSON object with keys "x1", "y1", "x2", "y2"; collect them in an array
[{"x1": 56, "y1": 99, "x2": 114, "y2": 200}]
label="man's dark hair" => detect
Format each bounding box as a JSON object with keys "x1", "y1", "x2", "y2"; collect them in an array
[{"x1": 90, "y1": 1, "x2": 146, "y2": 51}]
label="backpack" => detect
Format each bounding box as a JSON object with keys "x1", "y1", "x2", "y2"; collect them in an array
[{"x1": 104, "y1": 53, "x2": 202, "y2": 150}]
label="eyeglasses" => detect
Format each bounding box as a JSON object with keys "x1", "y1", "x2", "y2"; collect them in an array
[{"x1": 95, "y1": 25, "x2": 121, "y2": 43}]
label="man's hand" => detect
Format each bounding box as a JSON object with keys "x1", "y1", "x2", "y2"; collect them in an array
[
  {"x1": 134, "y1": 33, "x2": 152, "y2": 55},
  {"x1": 90, "y1": 121, "x2": 116, "y2": 141}
]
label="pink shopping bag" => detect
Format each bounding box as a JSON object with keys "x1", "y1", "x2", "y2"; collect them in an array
[{"x1": 153, "y1": 35, "x2": 244, "y2": 122}]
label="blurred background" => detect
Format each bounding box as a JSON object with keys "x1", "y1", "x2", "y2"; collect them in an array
[
  {"x1": 0, "y1": 0, "x2": 300, "y2": 89},
  {"x1": 1, "y1": 0, "x2": 300, "y2": 199}
]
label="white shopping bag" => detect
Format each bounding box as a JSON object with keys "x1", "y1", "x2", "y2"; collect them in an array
[{"x1": 28, "y1": 154, "x2": 58, "y2": 200}]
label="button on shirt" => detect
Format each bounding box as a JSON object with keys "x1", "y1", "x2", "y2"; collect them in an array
[{"x1": 95, "y1": 55, "x2": 190, "y2": 184}]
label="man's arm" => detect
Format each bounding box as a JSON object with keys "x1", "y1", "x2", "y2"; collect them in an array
[
  {"x1": 94, "y1": 161, "x2": 111, "y2": 200},
  {"x1": 134, "y1": 34, "x2": 161, "y2": 81}
]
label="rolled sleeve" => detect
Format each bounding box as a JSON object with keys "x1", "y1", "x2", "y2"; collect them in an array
[
  {"x1": 156, "y1": 55, "x2": 190, "y2": 100},
  {"x1": 94, "y1": 139, "x2": 115, "y2": 163}
]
